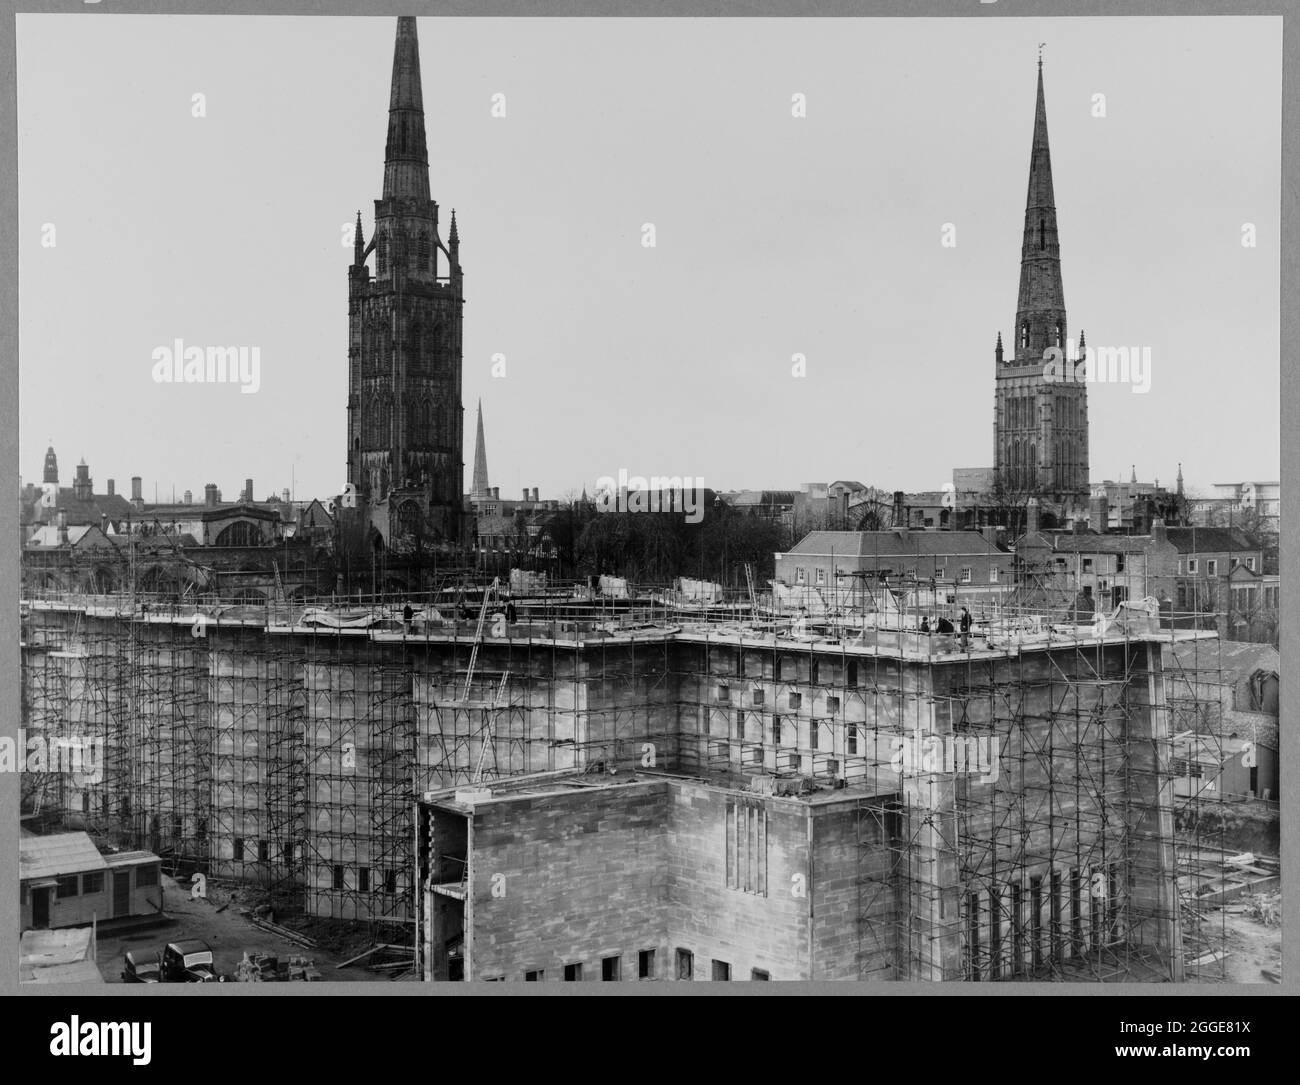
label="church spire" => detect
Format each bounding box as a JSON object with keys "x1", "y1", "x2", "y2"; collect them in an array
[
  {"x1": 1014, "y1": 61, "x2": 1066, "y2": 360},
  {"x1": 472, "y1": 399, "x2": 490, "y2": 499},
  {"x1": 353, "y1": 210, "x2": 364, "y2": 265},
  {"x1": 383, "y1": 16, "x2": 430, "y2": 202}
]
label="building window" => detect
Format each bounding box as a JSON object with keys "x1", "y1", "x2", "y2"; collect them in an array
[
  {"x1": 815, "y1": 568, "x2": 826, "y2": 585},
  {"x1": 990, "y1": 566, "x2": 999, "y2": 584},
  {"x1": 525, "y1": 970, "x2": 544, "y2": 981},
  {"x1": 564, "y1": 963, "x2": 583, "y2": 981},
  {"x1": 332, "y1": 865, "x2": 345, "y2": 890},
  {"x1": 1187, "y1": 559, "x2": 1198, "y2": 574},
  {"x1": 676, "y1": 949, "x2": 694, "y2": 980},
  {"x1": 359, "y1": 867, "x2": 371, "y2": 893},
  {"x1": 934, "y1": 566, "x2": 945, "y2": 580},
  {"x1": 788, "y1": 692, "x2": 801, "y2": 710},
  {"x1": 56, "y1": 876, "x2": 79, "y2": 899},
  {"x1": 751, "y1": 968, "x2": 770, "y2": 981},
  {"x1": 772, "y1": 717, "x2": 782, "y2": 745},
  {"x1": 284, "y1": 842, "x2": 294, "y2": 866},
  {"x1": 795, "y1": 567, "x2": 806, "y2": 585},
  {"x1": 601, "y1": 955, "x2": 621, "y2": 981},
  {"x1": 82, "y1": 872, "x2": 104, "y2": 895},
  {"x1": 258, "y1": 839, "x2": 270, "y2": 862},
  {"x1": 905, "y1": 567, "x2": 916, "y2": 580},
  {"x1": 726, "y1": 799, "x2": 768, "y2": 896},
  {"x1": 712, "y1": 960, "x2": 731, "y2": 981},
  {"x1": 810, "y1": 660, "x2": 819, "y2": 684},
  {"x1": 960, "y1": 567, "x2": 972, "y2": 584},
  {"x1": 810, "y1": 721, "x2": 820, "y2": 750},
  {"x1": 827, "y1": 696, "x2": 840, "y2": 713},
  {"x1": 136, "y1": 865, "x2": 158, "y2": 888},
  {"x1": 847, "y1": 722, "x2": 858, "y2": 755},
  {"x1": 233, "y1": 838, "x2": 244, "y2": 861},
  {"x1": 751, "y1": 688, "x2": 764, "y2": 707},
  {"x1": 1246, "y1": 557, "x2": 1256, "y2": 571},
  {"x1": 638, "y1": 950, "x2": 655, "y2": 979},
  {"x1": 1206, "y1": 559, "x2": 1217, "y2": 576},
  {"x1": 1116, "y1": 554, "x2": 1126, "y2": 572},
  {"x1": 717, "y1": 682, "x2": 730, "y2": 703},
  {"x1": 847, "y1": 661, "x2": 858, "y2": 686},
  {"x1": 1082, "y1": 558, "x2": 1093, "y2": 572}
]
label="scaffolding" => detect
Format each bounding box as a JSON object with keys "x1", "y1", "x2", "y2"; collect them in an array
[{"x1": 18, "y1": 579, "x2": 1244, "y2": 982}]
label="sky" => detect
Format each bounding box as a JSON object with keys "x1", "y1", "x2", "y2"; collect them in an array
[{"x1": 16, "y1": 14, "x2": 1281, "y2": 505}]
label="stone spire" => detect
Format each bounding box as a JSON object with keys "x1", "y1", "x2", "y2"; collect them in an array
[
  {"x1": 383, "y1": 16, "x2": 430, "y2": 202},
  {"x1": 1013, "y1": 61, "x2": 1066, "y2": 361},
  {"x1": 353, "y1": 210, "x2": 364, "y2": 265},
  {"x1": 472, "y1": 399, "x2": 490, "y2": 499},
  {"x1": 43, "y1": 443, "x2": 58, "y2": 485}
]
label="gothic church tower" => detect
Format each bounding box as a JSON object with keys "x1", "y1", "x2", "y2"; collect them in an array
[
  {"x1": 347, "y1": 16, "x2": 464, "y2": 546},
  {"x1": 993, "y1": 61, "x2": 1089, "y2": 521}
]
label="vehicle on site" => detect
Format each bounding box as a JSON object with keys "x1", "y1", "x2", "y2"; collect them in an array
[
  {"x1": 159, "y1": 939, "x2": 219, "y2": 982},
  {"x1": 120, "y1": 950, "x2": 161, "y2": 983}
]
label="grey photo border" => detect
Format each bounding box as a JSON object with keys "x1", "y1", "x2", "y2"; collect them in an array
[{"x1": 0, "y1": 0, "x2": 1292, "y2": 1000}]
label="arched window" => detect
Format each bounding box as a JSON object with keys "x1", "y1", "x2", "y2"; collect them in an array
[
  {"x1": 418, "y1": 231, "x2": 430, "y2": 270},
  {"x1": 215, "y1": 520, "x2": 262, "y2": 547},
  {"x1": 376, "y1": 233, "x2": 387, "y2": 276},
  {"x1": 1021, "y1": 323, "x2": 1029, "y2": 350},
  {"x1": 1054, "y1": 324, "x2": 1062, "y2": 346},
  {"x1": 1039, "y1": 218, "x2": 1046, "y2": 250}
]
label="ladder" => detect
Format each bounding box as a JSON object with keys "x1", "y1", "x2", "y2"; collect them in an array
[
  {"x1": 472, "y1": 670, "x2": 509, "y2": 784},
  {"x1": 460, "y1": 578, "x2": 499, "y2": 703},
  {"x1": 744, "y1": 562, "x2": 758, "y2": 618},
  {"x1": 272, "y1": 560, "x2": 286, "y2": 606}
]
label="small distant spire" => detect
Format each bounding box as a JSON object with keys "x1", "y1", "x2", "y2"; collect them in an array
[
  {"x1": 449, "y1": 208, "x2": 459, "y2": 245},
  {"x1": 1131, "y1": 464, "x2": 1137, "y2": 484},
  {"x1": 995, "y1": 331, "x2": 1004, "y2": 364},
  {"x1": 353, "y1": 210, "x2": 364, "y2": 265},
  {"x1": 471, "y1": 399, "x2": 490, "y2": 499},
  {"x1": 1176, "y1": 462, "x2": 1185, "y2": 496},
  {"x1": 1038, "y1": 42, "x2": 1046, "y2": 69}
]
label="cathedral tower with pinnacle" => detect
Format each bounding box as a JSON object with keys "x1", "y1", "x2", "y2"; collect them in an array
[
  {"x1": 993, "y1": 61, "x2": 1090, "y2": 522},
  {"x1": 347, "y1": 16, "x2": 464, "y2": 547}
]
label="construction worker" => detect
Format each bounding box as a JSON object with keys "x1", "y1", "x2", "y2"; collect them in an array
[{"x1": 959, "y1": 607, "x2": 972, "y2": 649}]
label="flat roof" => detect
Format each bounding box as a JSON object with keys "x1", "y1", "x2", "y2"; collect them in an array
[{"x1": 103, "y1": 850, "x2": 161, "y2": 867}]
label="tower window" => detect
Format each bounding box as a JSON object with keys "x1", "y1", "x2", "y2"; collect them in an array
[
  {"x1": 1039, "y1": 217, "x2": 1046, "y2": 250},
  {"x1": 1021, "y1": 323, "x2": 1029, "y2": 350}
]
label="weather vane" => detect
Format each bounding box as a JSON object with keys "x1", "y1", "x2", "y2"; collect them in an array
[{"x1": 1038, "y1": 42, "x2": 1046, "y2": 66}]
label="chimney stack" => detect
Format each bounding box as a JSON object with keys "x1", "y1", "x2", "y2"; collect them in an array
[
  {"x1": 106, "y1": 478, "x2": 115, "y2": 497},
  {"x1": 893, "y1": 490, "x2": 905, "y2": 525},
  {"x1": 493, "y1": 486, "x2": 500, "y2": 500},
  {"x1": 205, "y1": 483, "x2": 218, "y2": 508},
  {"x1": 282, "y1": 488, "x2": 291, "y2": 504},
  {"x1": 1025, "y1": 497, "x2": 1041, "y2": 536},
  {"x1": 523, "y1": 488, "x2": 530, "y2": 501},
  {"x1": 532, "y1": 487, "x2": 539, "y2": 503},
  {"x1": 1151, "y1": 517, "x2": 1168, "y2": 544},
  {"x1": 131, "y1": 476, "x2": 143, "y2": 502},
  {"x1": 184, "y1": 490, "x2": 193, "y2": 504},
  {"x1": 244, "y1": 478, "x2": 254, "y2": 504}
]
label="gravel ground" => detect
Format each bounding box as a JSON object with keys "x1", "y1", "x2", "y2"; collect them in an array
[{"x1": 96, "y1": 875, "x2": 412, "y2": 983}]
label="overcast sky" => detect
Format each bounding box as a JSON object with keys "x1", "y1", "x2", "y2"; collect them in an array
[{"x1": 17, "y1": 14, "x2": 1281, "y2": 504}]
